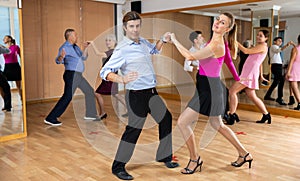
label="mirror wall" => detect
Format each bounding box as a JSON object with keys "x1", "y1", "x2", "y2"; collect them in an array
[
  {"x1": 0, "y1": 0, "x2": 27, "y2": 142},
  {"x1": 146, "y1": 1, "x2": 300, "y2": 117}
]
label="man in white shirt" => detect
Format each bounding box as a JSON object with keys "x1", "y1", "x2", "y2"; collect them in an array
[
  {"x1": 264, "y1": 37, "x2": 291, "y2": 105},
  {"x1": 183, "y1": 31, "x2": 206, "y2": 73}
]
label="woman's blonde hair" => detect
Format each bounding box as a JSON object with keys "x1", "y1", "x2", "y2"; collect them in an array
[
  {"x1": 227, "y1": 23, "x2": 238, "y2": 59},
  {"x1": 105, "y1": 34, "x2": 116, "y2": 42}
]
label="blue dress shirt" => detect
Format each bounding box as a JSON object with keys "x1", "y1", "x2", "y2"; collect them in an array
[
  {"x1": 55, "y1": 41, "x2": 87, "y2": 73},
  {"x1": 100, "y1": 37, "x2": 159, "y2": 90}
]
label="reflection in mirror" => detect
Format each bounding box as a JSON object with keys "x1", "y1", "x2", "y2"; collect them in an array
[
  {"x1": 0, "y1": 0, "x2": 26, "y2": 141},
  {"x1": 149, "y1": 1, "x2": 300, "y2": 116}
]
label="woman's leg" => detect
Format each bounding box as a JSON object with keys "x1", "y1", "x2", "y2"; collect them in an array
[
  {"x1": 95, "y1": 92, "x2": 105, "y2": 116},
  {"x1": 16, "y1": 80, "x2": 22, "y2": 99},
  {"x1": 177, "y1": 107, "x2": 201, "y2": 172},
  {"x1": 244, "y1": 88, "x2": 268, "y2": 114},
  {"x1": 229, "y1": 82, "x2": 246, "y2": 114},
  {"x1": 290, "y1": 81, "x2": 300, "y2": 103},
  {"x1": 209, "y1": 116, "x2": 252, "y2": 162}
]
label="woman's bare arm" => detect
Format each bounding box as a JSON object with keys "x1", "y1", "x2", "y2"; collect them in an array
[
  {"x1": 171, "y1": 33, "x2": 215, "y2": 60},
  {"x1": 238, "y1": 42, "x2": 266, "y2": 55}
]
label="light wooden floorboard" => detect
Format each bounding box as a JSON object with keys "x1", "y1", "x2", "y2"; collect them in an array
[{"x1": 1, "y1": 96, "x2": 300, "y2": 181}]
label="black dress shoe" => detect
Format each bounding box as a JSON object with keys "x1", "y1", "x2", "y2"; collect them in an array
[
  {"x1": 164, "y1": 161, "x2": 179, "y2": 168},
  {"x1": 264, "y1": 96, "x2": 275, "y2": 101},
  {"x1": 113, "y1": 170, "x2": 133, "y2": 180},
  {"x1": 2, "y1": 108, "x2": 11, "y2": 112},
  {"x1": 276, "y1": 99, "x2": 287, "y2": 105},
  {"x1": 2, "y1": 107, "x2": 11, "y2": 112}
]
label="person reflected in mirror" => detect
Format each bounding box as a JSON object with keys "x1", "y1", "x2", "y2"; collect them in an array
[
  {"x1": 100, "y1": 11, "x2": 179, "y2": 180},
  {"x1": 171, "y1": 12, "x2": 252, "y2": 175},
  {"x1": 2, "y1": 35, "x2": 22, "y2": 100},
  {"x1": 0, "y1": 44, "x2": 12, "y2": 112},
  {"x1": 44, "y1": 29, "x2": 99, "y2": 126},
  {"x1": 183, "y1": 31, "x2": 206, "y2": 73},
  {"x1": 285, "y1": 35, "x2": 300, "y2": 110},
  {"x1": 229, "y1": 30, "x2": 271, "y2": 124},
  {"x1": 283, "y1": 53, "x2": 296, "y2": 105},
  {"x1": 264, "y1": 37, "x2": 292, "y2": 105},
  {"x1": 91, "y1": 34, "x2": 127, "y2": 120}
]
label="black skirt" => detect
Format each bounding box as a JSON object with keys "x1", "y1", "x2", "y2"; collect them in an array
[
  {"x1": 4, "y1": 63, "x2": 21, "y2": 81},
  {"x1": 187, "y1": 74, "x2": 227, "y2": 117},
  {"x1": 95, "y1": 80, "x2": 118, "y2": 95}
]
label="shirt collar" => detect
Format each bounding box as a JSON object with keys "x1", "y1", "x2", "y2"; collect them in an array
[
  {"x1": 123, "y1": 36, "x2": 146, "y2": 45},
  {"x1": 65, "y1": 41, "x2": 74, "y2": 46}
]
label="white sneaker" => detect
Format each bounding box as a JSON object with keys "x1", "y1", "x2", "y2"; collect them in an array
[
  {"x1": 44, "y1": 119, "x2": 62, "y2": 126},
  {"x1": 84, "y1": 116, "x2": 100, "y2": 121}
]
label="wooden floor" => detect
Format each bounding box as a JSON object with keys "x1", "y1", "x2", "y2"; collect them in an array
[
  {"x1": 1, "y1": 95, "x2": 300, "y2": 181},
  {"x1": 0, "y1": 90, "x2": 23, "y2": 136}
]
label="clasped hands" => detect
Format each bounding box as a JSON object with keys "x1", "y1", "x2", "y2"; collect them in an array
[{"x1": 161, "y1": 32, "x2": 177, "y2": 44}]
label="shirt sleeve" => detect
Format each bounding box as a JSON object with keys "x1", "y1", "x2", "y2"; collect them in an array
[
  {"x1": 100, "y1": 48, "x2": 124, "y2": 80},
  {"x1": 184, "y1": 59, "x2": 193, "y2": 72},
  {"x1": 191, "y1": 60, "x2": 199, "y2": 67},
  {"x1": 81, "y1": 50, "x2": 88, "y2": 61},
  {"x1": 271, "y1": 45, "x2": 281, "y2": 53},
  {"x1": 55, "y1": 46, "x2": 65, "y2": 64},
  {"x1": 145, "y1": 39, "x2": 159, "y2": 55},
  {"x1": 224, "y1": 42, "x2": 240, "y2": 81},
  {"x1": 0, "y1": 44, "x2": 10, "y2": 54}
]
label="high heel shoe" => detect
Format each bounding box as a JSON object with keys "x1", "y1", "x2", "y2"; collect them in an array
[
  {"x1": 181, "y1": 156, "x2": 203, "y2": 174},
  {"x1": 100, "y1": 113, "x2": 107, "y2": 120},
  {"x1": 294, "y1": 103, "x2": 300, "y2": 110},
  {"x1": 226, "y1": 113, "x2": 240, "y2": 125},
  {"x1": 231, "y1": 153, "x2": 253, "y2": 168},
  {"x1": 288, "y1": 96, "x2": 295, "y2": 105},
  {"x1": 256, "y1": 113, "x2": 271, "y2": 124}
]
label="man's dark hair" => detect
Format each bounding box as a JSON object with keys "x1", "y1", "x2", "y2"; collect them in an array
[
  {"x1": 273, "y1": 37, "x2": 283, "y2": 42},
  {"x1": 122, "y1": 11, "x2": 141, "y2": 27},
  {"x1": 64, "y1": 29, "x2": 75, "y2": 40},
  {"x1": 189, "y1": 31, "x2": 202, "y2": 43}
]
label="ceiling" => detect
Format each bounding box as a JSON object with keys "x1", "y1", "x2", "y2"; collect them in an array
[
  {"x1": 182, "y1": 0, "x2": 300, "y2": 21},
  {"x1": 1, "y1": 0, "x2": 299, "y2": 20},
  {"x1": 0, "y1": 0, "x2": 16, "y2": 7}
]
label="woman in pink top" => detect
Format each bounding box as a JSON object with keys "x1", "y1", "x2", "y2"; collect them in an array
[
  {"x1": 286, "y1": 34, "x2": 300, "y2": 110},
  {"x1": 3, "y1": 35, "x2": 22, "y2": 98},
  {"x1": 228, "y1": 30, "x2": 271, "y2": 124},
  {"x1": 171, "y1": 12, "x2": 252, "y2": 175}
]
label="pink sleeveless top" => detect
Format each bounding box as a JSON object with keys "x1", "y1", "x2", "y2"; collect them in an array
[
  {"x1": 287, "y1": 45, "x2": 300, "y2": 81},
  {"x1": 239, "y1": 50, "x2": 267, "y2": 89},
  {"x1": 199, "y1": 42, "x2": 240, "y2": 81}
]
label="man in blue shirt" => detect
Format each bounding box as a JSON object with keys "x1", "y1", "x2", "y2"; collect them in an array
[
  {"x1": 100, "y1": 11, "x2": 179, "y2": 180},
  {"x1": 44, "y1": 29, "x2": 98, "y2": 126}
]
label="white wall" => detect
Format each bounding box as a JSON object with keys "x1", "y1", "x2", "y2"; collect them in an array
[
  {"x1": 141, "y1": 0, "x2": 238, "y2": 14},
  {"x1": 283, "y1": 17, "x2": 300, "y2": 63}
]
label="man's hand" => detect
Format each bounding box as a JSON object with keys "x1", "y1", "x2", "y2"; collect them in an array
[
  {"x1": 123, "y1": 72, "x2": 138, "y2": 84},
  {"x1": 161, "y1": 32, "x2": 171, "y2": 43},
  {"x1": 83, "y1": 41, "x2": 91, "y2": 49},
  {"x1": 58, "y1": 48, "x2": 66, "y2": 62}
]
